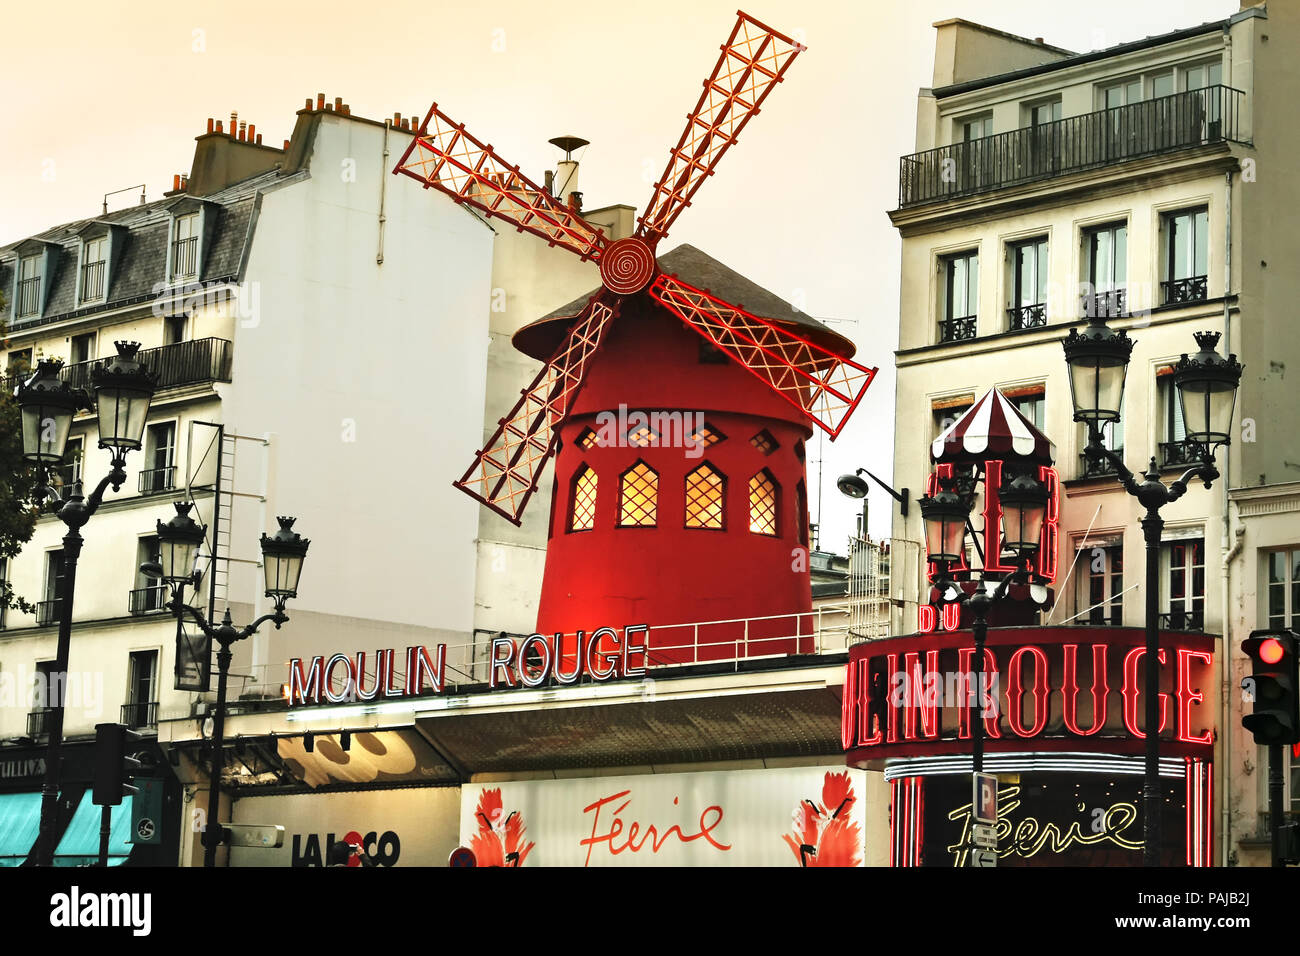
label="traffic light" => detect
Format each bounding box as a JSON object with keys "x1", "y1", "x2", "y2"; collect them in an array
[
  {"x1": 1242, "y1": 629, "x2": 1300, "y2": 745},
  {"x1": 93, "y1": 723, "x2": 143, "y2": 806}
]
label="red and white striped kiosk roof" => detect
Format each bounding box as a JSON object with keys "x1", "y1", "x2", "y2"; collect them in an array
[{"x1": 930, "y1": 387, "x2": 1056, "y2": 464}]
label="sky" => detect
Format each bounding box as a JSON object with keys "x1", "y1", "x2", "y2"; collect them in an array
[{"x1": 1, "y1": 0, "x2": 1238, "y2": 546}]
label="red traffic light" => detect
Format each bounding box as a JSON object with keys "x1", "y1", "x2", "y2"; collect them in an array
[{"x1": 1261, "y1": 638, "x2": 1286, "y2": 665}]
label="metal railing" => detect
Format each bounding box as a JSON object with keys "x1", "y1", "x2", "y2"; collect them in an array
[
  {"x1": 1160, "y1": 275, "x2": 1208, "y2": 306},
  {"x1": 129, "y1": 585, "x2": 170, "y2": 615},
  {"x1": 35, "y1": 599, "x2": 62, "y2": 627},
  {"x1": 1083, "y1": 289, "x2": 1127, "y2": 319},
  {"x1": 1008, "y1": 303, "x2": 1047, "y2": 330},
  {"x1": 1160, "y1": 608, "x2": 1205, "y2": 632},
  {"x1": 1079, "y1": 448, "x2": 1124, "y2": 479},
  {"x1": 899, "y1": 85, "x2": 1244, "y2": 207},
  {"x1": 172, "y1": 236, "x2": 198, "y2": 278},
  {"x1": 121, "y1": 700, "x2": 159, "y2": 730},
  {"x1": 27, "y1": 709, "x2": 54, "y2": 737},
  {"x1": 1, "y1": 338, "x2": 232, "y2": 396},
  {"x1": 939, "y1": 315, "x2": 976, "y2": 342},
  {"x1": 80, "y1": 260, "x2": 106, "y2": 301},
  {"x1": 139, "y1": 466, "x2": 176, "y2": 495},
  {"x1": 1160, "y1": 439, "x2": 1207, "y2": 468},
  {"x1": 15, "y1": 276, "x2": 41, "y2": 317}
]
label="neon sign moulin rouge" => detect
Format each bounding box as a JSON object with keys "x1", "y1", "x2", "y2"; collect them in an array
[
  {"x1": 842, "y1": 627, "x2": 1216, "y2": 764},
  {"x1": 287, "y1": 625, "x2": 649, "y2": 706}
]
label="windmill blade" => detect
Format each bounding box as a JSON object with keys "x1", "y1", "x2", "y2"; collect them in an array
[
  {"x1": 394, "y1": 103, "x2": 609, "y2": 262},
  {"x1": 454, "y1": 296, "x2": 620, "y2": 525},
  {"x1": 637, "y1": 12, "x2": 805, "y2": 243},
  {"x1": 649, "y1": 273, "x2": 876, "y2": 439}
]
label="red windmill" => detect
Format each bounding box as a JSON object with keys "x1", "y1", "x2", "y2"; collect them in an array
[{"x1": 394, "y1": 12, "x2": 877, "y2": 660}]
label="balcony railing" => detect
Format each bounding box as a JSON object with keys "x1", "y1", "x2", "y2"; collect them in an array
[
  {"x1": 899, "y1": 85, "x2": 1245, "y2": 207},
  {"x1": 1160, "y1": 439, "x2": 1207, "y2": 468},
  {"x1": 35, "y1": 599, "x2": 62, "y2": 627},
  {"x1": 129, "y1": 585, "x2": 170, "y2": 615},
  {"x1": 939, "y1": 315, "x2": 976, "y2": 342},
  {"x1": 1083, "y1": 289, "x2": 1127, "y2": 319},
  {"x1": 172, "y1": 236, "x2": 198, "y2": 279},
  {"x1": 15, "y1": 276, "x2": 41, "y2": 317},
  {"x1": 139, "y1": 466, "x2": 176, "y2": 496},
  {"x1": 1078, "y1": 448, "x2": 1124, "y2": 479},
  {"x1": 121, "y1": 700, "x2": 159, "y2": 731},
  {"x1": 1160, "y1": 608, "x2": 1205, "y2": 632},
  {"x1": 27, "y1": 709, "x2": 54, "y2": 737},
  {"x1": 1, "y1": 337, "x2": 232, "y2": 396},
  {"x1": 80, "y1": 260, "x2": 106, "y2": 302},
  {"x1": 1008, "y1": 302, "x2": 1047, "y2": 330},
  {"x1": 1160, "y1": 275, "x2": 1208, "y2": 306}
]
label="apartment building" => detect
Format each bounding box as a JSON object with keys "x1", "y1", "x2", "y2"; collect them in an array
[{"x1": 873, "y1": 3, "x2": 1300, "y2": 865}]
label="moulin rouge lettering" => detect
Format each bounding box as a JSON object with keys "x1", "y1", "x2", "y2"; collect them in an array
[{"x1": 580, "y1": 789, "x2": 731, "y2": 866}]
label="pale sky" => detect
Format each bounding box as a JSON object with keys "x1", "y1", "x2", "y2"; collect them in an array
[{"x1": 3, "y1": 0, "x2": 1237, "y2": 546}]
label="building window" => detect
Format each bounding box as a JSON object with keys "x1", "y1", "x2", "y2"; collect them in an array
[
  {"x1": 626, "y1": 424, "x2": 658, "y2": 448},
  {"x1": 748, "y1": 469, "x2": 779, "y2": 536},
  {"x1": 1099, "y1": 77, "x2": 1142, "y2": 110},
  {"x1": 750, "y1": 429, "x2": 778, "y2": 456},
  {"x1": 940, "y1": 251, "x2": 978, "y2": 342},
  {"x1": 130, "y1": 536, "x2": 169, "y2": 614},
  {"x1": 172, "y1": 213, "x2": 200, "y2": 280},
  {"x1": 1027, "y1": 99, "x2": 1061, "y2": 127},
  {"x1": 689, "y1": 422, "x2": 725, "y2": 447},
  {"x1": 1161, "y1": 208, "x2": 1208, "y2": 305},
  {"x1": 163, "y1": 314, "x2": 189, "y2": 346},
  {"x1": 1157, "y1": 372, "x2": 1200, "y2": 467},
  {"x1": 81, "y1": 237, "x2": 107, "y2": 303},
  {"x1": 618, "y1": 461, "x2": 658, "y2": 527},
  {"x1": 141, "y1": 421, "x2": 176, "y2": 495},
  {"x1": 1163, "y1": 537, "x2": 1205, "y2": 631},
  {"x1": 1150, "y1": 71, "x2": 1174, "y2": 99},
  {"x1": 933, "y1": 398, "x2": 973, "y2": 441},
  {"x1": 1183, "y1": 60, "x2": 1223, "y2": 91},
  {"x1": 1266, "y1": 549, "x2": 1300, "y2": 631},
  {"x1": 6, "y1": 348, "x2": 33, "y2": 377},
  {"x1": 1084, "y1": 222, "x2": 1127, "y2": 318},
  {"x1": 1077, "y1": 542, "x2": 1124, "y2": 626},
  {"x1": 569, "y1": 465, "x2": 598, "y2": 532},
  {"x1": 1008, "y1": 238, "x2": 1048, "y2": 330},
  {"x1": 39, "y1": 551, "x2": 66, "y2": 626},
  {"x1": 125, "y1": 650, "x2": 159, "y2": 730},
  {"x1": 69, "y1": 332, "x2": 96, "y2": 365},
  {"x1": 958, "y1": 113, "x2": 992, "y2": 141},
  {"x1": 684, "y1": 463, "x2": 725, "y2": 530},
  {"x1": 1080, "y1": 413, "x2": 1124, "y2": 480},
  {"x1": 1008, "y1": 389, "x2": 1045, "y2": 430},
  {"x1": 797, "y1": 480, "x2": 809, "y2": 547},
  {"x1": 53, "y1": 436, "x2": 83, "y2": 494},
  {"x1": 16, "y1": 255, "x2": 41, "y2": 318}
]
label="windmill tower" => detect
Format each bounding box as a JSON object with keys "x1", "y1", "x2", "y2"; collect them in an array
[{"x1": 394, "y1": 12, "x2": 877, "y2": 662}]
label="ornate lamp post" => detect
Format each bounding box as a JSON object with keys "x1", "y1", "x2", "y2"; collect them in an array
[
  {"x1": 919, "y1": 471, "x2": 1046, "y2": 778},
  {"x1": 16, "y1": 342, "x2": 158, "y2": 867},
  {"x1": 1063, "y1": 320, "x2": 1242, "y2": 867},
  {"x1": 152, "y1": 506, "x2": 310, "y2": 867}
]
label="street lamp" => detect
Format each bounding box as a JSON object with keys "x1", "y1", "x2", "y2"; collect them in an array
[
  {"x1": 1063, "y1": 319, "x2": 1242, "y2": 867},
  {"x1": 16, "y1": 341, "x2": 158, "y2": 868},
  {"x1": 152, "y1": 506, "x2": 310, "y2": 867}
]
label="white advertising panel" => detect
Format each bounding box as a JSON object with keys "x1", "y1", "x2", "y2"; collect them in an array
[{"x1": 458, "y1": 765, "x2": 869, "y2": 867}]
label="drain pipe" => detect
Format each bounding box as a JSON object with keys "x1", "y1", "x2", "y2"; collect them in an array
[
  {"x1": 377, "y1": 121, "x2": 390, "y2": 265},
  {"x1": 1219, "y1": 166, "x2": 1235, "y2": 866}
]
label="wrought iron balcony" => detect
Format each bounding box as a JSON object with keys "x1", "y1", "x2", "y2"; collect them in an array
[
  {"x1": 1078, "y1": 448, "x2": 1124, "y2": 479},
  {"x1": 15, "y1": 276, "x2": 41, "y2": 317},
  {"x1": 1160, "y1": 439, "x2": 1207, "y2": 468},
  {"x1": 1160, "y1": 275, "x2": 1208, "y2": 306},
  {"x1": 2, "y1": 337, "x2": 232, "y2": 396},
  {"x1": 35, "y1": 599, "x2": 62, "y2": 627},
  {"x1": 899, "y1": 85, "x2": 1244, "y2": 207},
  {"x1": 938, "y1": 315, "x2": 976, "y2": 342},
  {"x1": 139, "y1": 466, "x2": 176, "y2": 496},
  {"x1": 1082, "y1": 289, "x2": 1127, "y2": 319},
  {"x1": 121, "y1": 700, "x2": 159, "y2": 731},
  {"x1": 27, "y1": 708, "x2": 54, "y2": 737},
  {"x1": 1160, "y1": 608, "x2": 1205, "y2": 632},
  {"x1": 129, "y1": 585, "x2": 170, "y2": 615},
  {"x1": 1008, "y1": 303, "x2": 1047, "y2": 330},
  {"x1": 172, "y1": 236, "x2": 198, "y2": 279},
  {"x1": 80, "y1": 260, "x2": 106, "y2": 301}
]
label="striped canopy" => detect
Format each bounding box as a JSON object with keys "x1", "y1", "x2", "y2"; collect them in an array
[{"x1": 931, "y1": 388, "x2": 1056, "y2": 465}]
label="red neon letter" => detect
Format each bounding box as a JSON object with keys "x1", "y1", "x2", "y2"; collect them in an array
[
  {"x1": 902, "y1": 650, "x2": 940, "y2": 740},
  {"x1": 1061, "y1": 643, "x2": 1108, "y2": 735},
  {"x1": 1037, "y1": 465, "x2": 1060, "y2": 582},
  {"x1": 1177, "y1": 648, "x2": 1214, "y2": 744},
  {"x1": 957, "y1": 646, "x2": 1002, "y2": 740},
  {"x1": 1006, "y1": 646, "x2": 1050, "y2": 737},
  {"x1": 981, "y1": 459, "x2": 1016, "y2": 573},
  {"x1": 918, "y1": 605, "x2": 936, "y2": 633},
  {"x1": 1122, "y1": 646, "x2": 1169, "y2": 738},
  {"x1": 941, "y1": 603, "x2": 961, "y2": 632}
]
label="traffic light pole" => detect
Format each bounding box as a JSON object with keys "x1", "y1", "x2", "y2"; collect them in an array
[
  {"x1": 98, "y1": 805, "x2": 111, "y2": 867},
  {"x1": 1270, "y1": 744, "x2": 1284, "y2": 869}
]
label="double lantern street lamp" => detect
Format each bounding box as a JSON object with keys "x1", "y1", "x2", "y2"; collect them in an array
[
  {"x1": 16, "y1": 342, "x2": 158, "y2": 868},
  {"x1": 15, "y1": 340, "x2": 311, "y2": 869},
  {"x1": 148, "y1": 503, "x2": 309, "y2": 868},
  {"x1": 1062, "y1": 315, "x2": 1241, "y2": 867}
]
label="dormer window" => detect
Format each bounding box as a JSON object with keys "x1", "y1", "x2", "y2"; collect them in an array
[
  {"x1": 80, "y1": 237, "x2": 108, "y2": 303},
  {"x1": 16, "y1": 256, "x2": 40, "y2": 318},
  {"x1": 172, "y1": 214, "x2": 200, "y2": 280}
]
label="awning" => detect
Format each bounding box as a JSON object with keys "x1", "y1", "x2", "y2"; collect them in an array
[
  {"x1": 931, "y1": 387, "x2": 1056, "y2": 465},
  {"x1": 53, "y1": 791, "x2": 133, "y2": 867},
  {"x1": 0, "y1": 792, "x2": 42, "y2": 867}
]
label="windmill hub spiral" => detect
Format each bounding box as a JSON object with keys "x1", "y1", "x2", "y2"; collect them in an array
[{"x1": 600, "y1": 237, "x2": 656, "y2": 295}]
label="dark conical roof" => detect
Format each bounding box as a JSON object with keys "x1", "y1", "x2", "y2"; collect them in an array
[{"x1": 511, "y1": 243, "x2": 856, "y2": 361}]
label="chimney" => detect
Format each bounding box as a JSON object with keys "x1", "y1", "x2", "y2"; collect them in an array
[
  {"x1": 206, "y1": 117, "x2": 214, "y2": 134},
  {"x1": 238, "y1": 121, "x2": 247, "y2": 142},
  {"x1": 548, "y1": 135, "x2": 590, "y2": 212},
  {"x1": 317, "y1": 93, "x2": 325, "y2": 110},
  {"x1": 187, "y1": 110, "x2": 281, "y2": 196},
  {"x1": 230, "y1": 111, "x2": 238, "y2": 136},
  {"x1": 247, "y1": 123, "x2": 256, "y2": 142},
  {"x1": 568, "y1": 191, "x2": 583, "y2": 213},
  {"x1": 544, "y1": 169, "x2": 555, "y2": 197}
]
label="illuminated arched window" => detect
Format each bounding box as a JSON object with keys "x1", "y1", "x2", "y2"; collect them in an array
[
  {"x1": 797, "y1": 480, "x2": 808, "y2": 546},
  {"x1": 619, "y1": 461, "x2": 658, "y2": 527},
  {"x1": 685, "y1": 463, "x2": 725, "y2": 530},
  {"x1": 749, "y1": 469, "x2": 779, "y2": 536},
  {"x1": 569, "y1": 465, "x2": 598, "y2": 532}
]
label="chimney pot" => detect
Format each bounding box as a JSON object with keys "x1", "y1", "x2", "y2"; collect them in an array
[
  {"x1": 393, "y1": 111, "x2": 401, "y2": 125},
  {"x1": 334, "y1": 96, "x2": 343, "y2": 110},
  {"x1": 238, "y1": 121, "x2": 247, "y2": 141},
  {"x1": 317, "y1": 93, "x2": 325, "y2": 110},
  {"x1": 283, "y1": 139, "x2": 291, "y2": 150},
  {"x1": 325, "y1": 102, "x2": 334, "y2": 112},
  {"x1": 256, "y1": 133, "x2": 263, "y2": 145},
  {"x1": 206, "y1": 117, "x2": 214, "y2": 134},
  {"x1": 173, "y1": 174, "x2": 181, "y2": 191},
  {"x1": 341, "y1": 105, "x2": 350, "y2": 115},
  {"x1": 410, "y1": 115, "x2": 418, "y2": 130},
  {"x1": 216, "y1": 120, "x2": 223, "y2": 133},
  {"x1": 248, "y1": 123, "x2": 256, "y2": 142},
  {"x1": 305, "y1": 97, "x2": 313, "y2": 110},
  {"x1": 1034, "y1": 36, "x2": 1044, "y2": 44}
]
